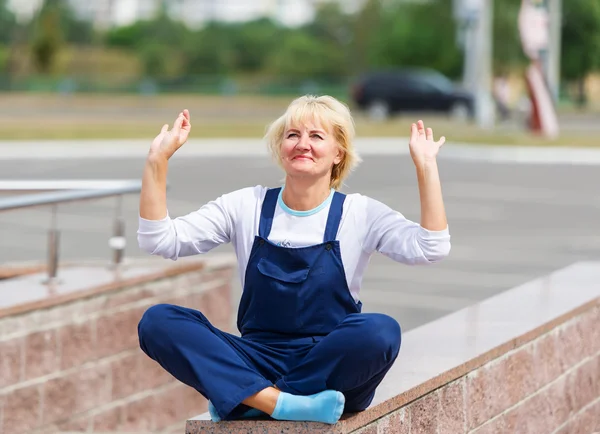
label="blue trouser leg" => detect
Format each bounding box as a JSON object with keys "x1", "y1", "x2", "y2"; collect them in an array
[
  {"x1": 275, "y1": 313, "x2": 401, "y2": 412},
  {"x1": 137, "y1": 304, "x2": 275, "y2": 420}
]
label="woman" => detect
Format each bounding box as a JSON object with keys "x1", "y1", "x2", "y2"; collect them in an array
[{"x1": 137, "y1": 95, "x2": 451, "y2": 425}]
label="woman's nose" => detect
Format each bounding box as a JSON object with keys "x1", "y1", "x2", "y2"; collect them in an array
[{"x1": 297, "y1": 133, "x2": 310, "y2": 149}]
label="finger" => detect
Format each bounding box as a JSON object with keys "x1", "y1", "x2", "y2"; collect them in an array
[
  {"x1": 410, "y1": 123, "x2": 418, "y2": 142},
  {"x1": 426, "y1": 127, "x2": 433, "y2": 141},
  {"x1": 182, "y1": 110, "x2": 191, "y2": 130},
  {"x1": 172, "y1": 113, "x2": 184, "y2": 135},
  {"x1": 160, "y1": 124, "x2": 169, "y2": 134},
  {"x1": 437, "y1": 136, "x2": 446, "y2": 147},
  {"x1": 417, "y1": 120, "x2": 425, "y2": 136}
]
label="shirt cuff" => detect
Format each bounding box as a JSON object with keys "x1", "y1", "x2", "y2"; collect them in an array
[
  {"x1": 138, "y1": 213, "x2": 171, "y2": 230},
  {"x1": 418, "y1": 225, "x2": 450, "y2": 239}
]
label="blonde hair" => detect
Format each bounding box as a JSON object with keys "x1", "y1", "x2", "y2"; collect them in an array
[{"x1": 264, "y1": 95, "x2": 361, "y2": 190}]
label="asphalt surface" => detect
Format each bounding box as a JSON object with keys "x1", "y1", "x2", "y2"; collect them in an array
[{"x1": 1, "y1": 154, "x2": 599, "y2": 332}]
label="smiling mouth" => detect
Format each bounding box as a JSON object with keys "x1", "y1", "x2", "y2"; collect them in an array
[{"x1": 293, "y1": 156, "x2": 313, "y2": 161}]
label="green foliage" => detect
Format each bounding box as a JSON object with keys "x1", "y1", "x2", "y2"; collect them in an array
[
  {"x1": 105, "y1": 13, "x2": 191, "y2": 49},
  {"x1": 27, "y1": 0, "x2": 96, "y2": 74},
  {"x1": 29, "y1": 0, "x2": 94, "y2": 45},
  {"x1": 366, "y1": 0, "x2": 463, "y2": 79},
  {"x1": 561, "y1": 0, "x2": 600, "y2": 81},
  {"x1": 0, "y1": 44, "x2": 8, "y2": 72},
  {"x1": 230, "y1": 18, "x2": 283, "y2": 72},
  {"x1": 104, "y1": 9, "x2": 194, "y2": 77},
  {"x1": 103, "y1": 0, "x2": 464, "y2": 81},
  {"x1": 31, "y1": 1, "x2": 64, "y2": 74},
  {"x1": 105, "y1": 22, "x2": 146, "y2": 48},
  {"x1": 266, "y1": 30, "x2": 347, "y2": 80},
  {"x1": 493, "y1": 0, "x2": 526, "y2": 73},
  {"x1": 5, "y1": 0, "x2": 599, "y2": 93},
  {"x1": 139, "y1": 42, "x2": 169, "y2": 78},
  {"x1": 350, "y1": 0, "x2": 384, "y2": 73},
  {"x1": 0, "y1": 0, "x2": 16, "y2": 44},
  {"x1": 181, "y1": 23, "x2": 233, "y2": 74}
]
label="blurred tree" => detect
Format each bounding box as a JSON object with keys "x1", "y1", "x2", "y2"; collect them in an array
[
  {"x1": 29, "y1": 0, "x2": 94, "y2": 45},
  {"x1": 306, "y1": 1, "x2": 353, "y2": 74},
  {"x1": 139, "y1": 42, "x2": 171, "y2": 78},
  {"x1": 31, "y1": 0, "x2": 64, "y2": 74},
  {"x1": 104, "y1": 22, "x2": 146, "y2": 48},
  {"x1": 0, "y1": 45, "x2": 8, "y2": 74},
  {"x1": 266, "y1": 30, "x2": 346, "y2": 80},
  {"x1": 105, "y1": 6, "x2": 191, "y2": 49},
  {"x1": 183, "y1": 19, "x2": 284, "y2": 76},
  {"x1": 493, "y1": 0, "x2": 526, "y2": 74},
  {"x1": 308, "y1": 1, "x2": 353, "y2": 46},
  {"x1": 182, "y1": 23, "x2": 233, "y2": 74},
  {"x1": 145, "y1": 4, "x2": 192, "y2": 47},
  {"x1": 231, "y1": 18, "x2": 283, "y2": 72},
  {"x1": 561, "y1": 0, "x2": 600, "y2": 106},
  {"x1": 0, "y1": 0, "x2": 16, "y2": 44},
  {"x1": 64, "y1": 15, "x2": 94, "y2": 45},
  {"x1": 105, "y1": 5, "x2": 191, "y2": 77},
  {"x1": 351, "y1": 0, "x2": 382, "y2": 74},
  {"x1": 368, "y1": 0, "x2": 463, "y2": 79},
  {"x1": 29, "y1": 0, "x2": 97, "y2": 74}
]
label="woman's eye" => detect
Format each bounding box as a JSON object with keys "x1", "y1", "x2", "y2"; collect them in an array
[
  {"x1": 287, "y1": 133, "x2": 298, "y2": 138},
  {"x1": 312, "y1": 134, "x2": 323, "y2": 140}
]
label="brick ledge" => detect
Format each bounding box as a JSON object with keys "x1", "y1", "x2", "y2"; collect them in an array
[
  {"x1": 0, "y1": 254, "x2": 236, "y2": 318},
  {"x1": 186, "y1": 261, "x2": 600, "y2": 433}
]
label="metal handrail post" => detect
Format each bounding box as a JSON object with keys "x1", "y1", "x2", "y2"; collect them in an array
[
  {"x1": 110, "y1": 195, "x2": 126, "y2": 268},
  {"x1": 46, "y1": 204, "x2": 60, "y2": 286}
]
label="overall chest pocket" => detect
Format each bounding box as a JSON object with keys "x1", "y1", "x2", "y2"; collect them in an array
[{"x1": 255, "y1": 257, "x2": 310, "y2": 331}]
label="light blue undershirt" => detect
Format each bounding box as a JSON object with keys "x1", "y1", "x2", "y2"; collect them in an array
[{"x1": 277, "y1": 186, "x2": 335, "y2": 217}]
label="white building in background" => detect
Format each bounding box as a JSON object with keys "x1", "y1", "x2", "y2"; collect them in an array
[
  {"x1": 6, "y1": 0, "x2": 42, "y2": 22},
  {"x1": 6, "y1": 0, "x2": 368, "y2": 28}
]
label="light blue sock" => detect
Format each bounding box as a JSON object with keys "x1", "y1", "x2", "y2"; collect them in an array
[
  {"x1": 270, "y1": 390, "x2": 345, "y2": 424},
  {"x1": 208, "y1": 400, "x2": 264, "y2": 422},
  {"x1": 208, "y1": 401, "x2": 222, "y2": 422}
]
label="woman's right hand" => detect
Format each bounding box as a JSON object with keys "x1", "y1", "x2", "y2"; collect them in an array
[{"x1": 149, "y1": 109, "x2": 191, "y2": 160}]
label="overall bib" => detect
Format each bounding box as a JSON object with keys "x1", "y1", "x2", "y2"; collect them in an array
[
  {"x1": 138, "y1": 188, "x2": 401, "y2": 420},
  {"x1": 237, "y1": 187, "x2": 361, "y2": 338}
]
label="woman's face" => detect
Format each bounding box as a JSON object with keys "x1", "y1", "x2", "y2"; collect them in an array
[{"x1": 280, "y1": 118, "x2": 342, "y2": 183}]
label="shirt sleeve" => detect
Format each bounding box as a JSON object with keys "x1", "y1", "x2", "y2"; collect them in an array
[
  {"x1": 360, "y1": 196, "x2": 451, "y2": 265},
  {"x1": 137, "y1": 189, "x2": 244, "y2": 261}
]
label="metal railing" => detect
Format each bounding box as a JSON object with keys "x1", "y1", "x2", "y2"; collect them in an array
[{"x1": 0, "y1": 180, "x2": 143, "y2": 284}]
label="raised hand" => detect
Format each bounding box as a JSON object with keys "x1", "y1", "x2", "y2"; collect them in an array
[
  {"x1": 149, "y1": 109, "x2": 191, "y2": 160},
  {"x1": 409, "y1": 120, "x2": 445, "y2": 168}
]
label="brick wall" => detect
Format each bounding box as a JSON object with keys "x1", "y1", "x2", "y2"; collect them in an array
[
  {"x1": 0, "y1": 261, "x2": 235, "y2": 434},
  {"x1": 354, "y1": 304, "x2": 600, "y2": 434}
]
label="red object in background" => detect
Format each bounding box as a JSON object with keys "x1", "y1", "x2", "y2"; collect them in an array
[
  {"x1": 524, "y1": 62, "x2": 559, "y2": 138},
  {"x1": 518, "y1": 0, "x2": 559, "y2": 138}
]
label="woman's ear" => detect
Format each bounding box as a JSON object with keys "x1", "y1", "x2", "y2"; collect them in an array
[{"x1": 334, "y1": 147, "x2": 343, "y2": 165}]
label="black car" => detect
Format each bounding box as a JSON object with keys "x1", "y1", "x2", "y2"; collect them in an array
[{"x1": 351, "y1": 68, "x2": 474, "y2": 120}]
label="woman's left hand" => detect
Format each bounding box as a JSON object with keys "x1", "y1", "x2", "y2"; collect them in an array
[{"x1": 409, "y1": 120, "x2": 446, "y2": 168}]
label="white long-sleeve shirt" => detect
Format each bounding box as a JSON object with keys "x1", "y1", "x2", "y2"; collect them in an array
[{"x1": 137, "y1": 185, "x2": 451, "y2": 302}]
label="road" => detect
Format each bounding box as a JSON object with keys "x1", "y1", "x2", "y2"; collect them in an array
[{"x1": 1, "y1": 150, "x2": 599, "y2": 331}]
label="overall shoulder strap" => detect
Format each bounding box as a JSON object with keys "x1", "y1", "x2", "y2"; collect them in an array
[
  {"x1": 323, "y1": 191, "x2": 346, "y2": 242},
  {"x1": 258, "y1": 187, "x2": 280, "y2": 239}
]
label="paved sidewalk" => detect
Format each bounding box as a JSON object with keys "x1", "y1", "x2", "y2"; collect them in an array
[{"x1": 1, "y1": 138, "x2": 600, "y2": 165}]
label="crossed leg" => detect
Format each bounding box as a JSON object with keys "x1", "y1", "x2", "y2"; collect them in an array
[
  {"x1": 138, "y1": 304, "x2": 282, "y2": 420},
  {"x1": 275, "y1": 313, "x2": 402, "y2": 412},
  {"x1": 138, "y1": 305, "x2": 401, "y2": 422}
]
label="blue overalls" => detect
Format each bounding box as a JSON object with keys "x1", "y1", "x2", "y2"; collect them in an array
[{"x1": 138, "y1": 188, "x2": 401, "y2": 420}]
